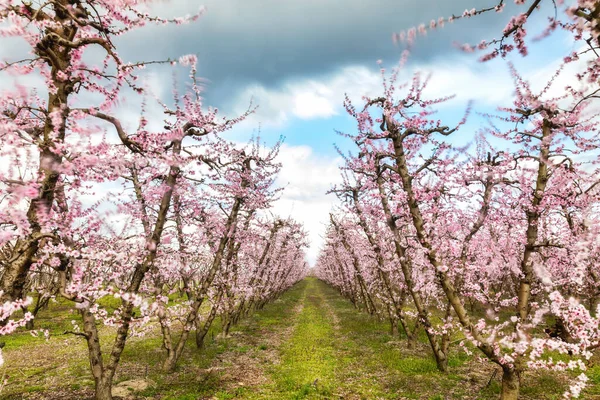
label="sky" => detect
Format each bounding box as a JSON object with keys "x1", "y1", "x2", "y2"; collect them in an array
[
  {"x1": 124, "y1": 1, "x2": 578, "y2": 265},
  {"x1": 0, "y1": 0, "x2": 580, "y2": 265}
]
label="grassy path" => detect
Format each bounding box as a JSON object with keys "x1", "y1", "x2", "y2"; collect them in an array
[
  {"x1": 202, "y1": 277, "x2": 395, "y2": 399},
  {"x1": 7, "y1": 277, "x2": 597, "y2": 399},
  {"x1": 220, "y1": 277, "x2": 461, "y2": 400},
  {"x1": 209, "y1": 278, "x2": 583, "y2": 400},
  {"x1": 266, "y1": 276, "x2": 339, "y2": 398}
]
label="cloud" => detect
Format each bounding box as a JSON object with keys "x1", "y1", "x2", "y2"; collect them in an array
[
  {"x1": 292, "y1": 90, "x2": 336, "y2": 119},
  {"x1": 229, "y1": 65, "x2": 382, "y2": 127},
  {"x1": 417, "y1": 61, "x2": 513, "y2": 107},
  {"x1": 271, "y1": 144, "x2": 343, "y2": 265},
  {"x1": 225, "y1": 56, "x2": 520, "y2": 129},
  {"x1": 108, "y1": 0, "x2": 543, "y2": 107}
]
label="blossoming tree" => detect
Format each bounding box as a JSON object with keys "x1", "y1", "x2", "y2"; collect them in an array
[{"x1": 317, "y1": 59, "x2": 600, "y2": 399}]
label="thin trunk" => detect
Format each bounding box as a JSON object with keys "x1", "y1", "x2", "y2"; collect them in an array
[
  {"x1": 218, "y1": 210, "x2": 253, "y2": 335},
  {"x1": 163, "y1": 185, "x2": 245, "y2": 370},
  {"x1": 500, "y1": 368, "x2": 520, "y2": 400},
  {"x1": 517, "y1": 122, "x2": 551, "y2": 321},
  {"x1": 387, "y1": 132, "x2": 501, "y2": 372},
  {"x1": 397, "y1": 313, "x2": 413, "y2": 345},
  {"x1": 162, "y1": 298, "x2": 203, "y2": 372},
  {"x1": 80, "y1": 309, "x2": 104, "y2": 388},
  {"x1": 196, "y1": 302, "x2": 219, "y2": 348},
  {"x1": 388, "y1": 305, "x2": 398, "y2": 335}
]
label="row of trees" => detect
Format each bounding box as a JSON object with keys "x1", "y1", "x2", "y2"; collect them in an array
[
  {"x1": 317, "y1": 1, "x2": 600, "y2": 399},
  {"x1": 0, "y1": 1, "x2": 307, "y2": 399}
]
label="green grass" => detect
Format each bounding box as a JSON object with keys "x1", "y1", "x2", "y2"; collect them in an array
[
  {"x1": 269, "y1": 279, "x2": 337, "y2": 398},
  {"x1": 1, "y1": 278, "x2": 597, "y2": 400}
]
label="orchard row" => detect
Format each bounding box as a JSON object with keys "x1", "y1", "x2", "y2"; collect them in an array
[
  {"x1": 0, "y1": 2, "x2": 308, "y2": 399},
  {"x1": 316, "y1": 1, "x2": 600, "y2": 399}
]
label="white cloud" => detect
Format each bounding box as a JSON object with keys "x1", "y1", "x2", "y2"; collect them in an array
[
  {"x1": 271, "y1": 144, "x2": 343, "y2": 266},
  {"x1": 292, "y1": 90, "x2": 336, "y2": 119},
  {"x1": 227, "y1": 57, "x2": 521, "y2": 130},
  {"x1": 418, "y1": 62, "x2": 513, "y2": 106},
  {"x1": 230, "y1": 66, "x2": 383, "y2": 128}
]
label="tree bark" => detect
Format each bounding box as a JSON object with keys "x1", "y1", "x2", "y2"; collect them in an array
[
  {"x1": 517, "y1": 121, "x2": 550, "y2": 321},
  {"x1": 93, "y1": 380, "x2": 113, "y2": 400},
  {"x1": 500, "y1": 367, "x2": 520, "y2": 400}
]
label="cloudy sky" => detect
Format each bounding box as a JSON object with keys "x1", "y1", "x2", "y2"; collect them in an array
[{"x1": 2, "y1": 0, "x2": 578, "y2": 265}]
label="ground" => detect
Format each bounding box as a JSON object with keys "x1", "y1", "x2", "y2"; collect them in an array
[{"x1": 2, "y1": 278, "x2": 599, "y2": 399}]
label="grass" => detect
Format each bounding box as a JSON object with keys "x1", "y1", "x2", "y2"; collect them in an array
[
  {"x1": 1, "y1": 278, "x2": 597, "y2": 399},
  {"x1": 268, "y1": 279, "x2": 337, "y2": 398}
]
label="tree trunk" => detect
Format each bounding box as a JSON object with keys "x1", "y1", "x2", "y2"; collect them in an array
[
  {"x1": 434, "y1": 352, "x2": 448, "y2": 374},
  {"x1": 163, "y1": 353, "x2": 178, "y2": 374},
  {"x1": 230, "y1": 305, "x2": 243, "y2": 325},
  {"x1": 80, "y1": 308, "x2": 115, "y2": 400},
  {"x1": 196, "y1": 304, "x2": 218, "y2": 349},
  {"x1": 25, "y1": 311, "x2": 34, "y2": 330},
  {"x1": 162, "y1": 298, "x2": 203, "y2": 373},
  {"x1": 407, "y1": 319, "x2": 420, "y2": 349},
  {"x1": 500, "y1": 368, "x2": 519, "y2": 400},
  {"x1": 94, "y1": 379, "x2": 114, "y2": 400},
  {"x1": 397, "y1": 313, "x2": 414, "y2": 345},
  {"x1": 389, "y1": 313, "x2": 398, "y2": 335},
  {"x1": 222, "y1": 313, "x2": 232, "y2": 337}
]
